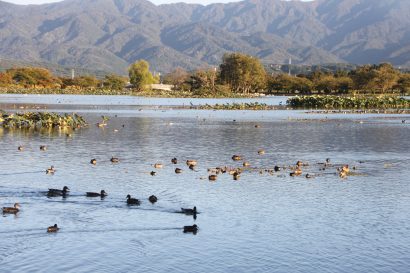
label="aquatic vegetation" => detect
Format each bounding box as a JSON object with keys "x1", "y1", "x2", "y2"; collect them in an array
[
  {"x1": 287, "y1": 95, "x2": 410, "y2": 109},
  {"x1": 199, "y1": 102, "x2": 274, "y2": 110},
  {"x1": 0, "y1": 110, "x2": 87, "y2": 129}
]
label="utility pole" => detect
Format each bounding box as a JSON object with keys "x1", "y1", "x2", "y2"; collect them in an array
[
  {"x1": 288, "y1": 58, "x2": 292, "y2": 76},
  {"x1": 71, "y1": 69, "x2": 75, "y2": 80}
]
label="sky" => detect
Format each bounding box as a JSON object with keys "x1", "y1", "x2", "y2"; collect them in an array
[{"x1": 3, "y1": 0, "x2": 313, "y2": 6}]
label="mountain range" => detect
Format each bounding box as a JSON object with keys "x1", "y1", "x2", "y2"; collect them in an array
[{"x1": 0, "y1": 0, "x2": 409, "y2": 74}]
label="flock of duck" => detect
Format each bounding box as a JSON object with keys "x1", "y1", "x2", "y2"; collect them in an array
[{"x1": 4, "y1": 141, "x2": 355, "y2": 235}]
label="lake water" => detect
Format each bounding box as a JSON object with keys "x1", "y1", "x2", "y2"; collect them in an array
[{"x1": 1, "y1": 95, "x2": 410, "y2": 272}]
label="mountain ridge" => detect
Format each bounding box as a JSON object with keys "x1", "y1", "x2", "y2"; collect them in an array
[{"x1": 0, "y1": 0, "x2": 409, "y2": 74}]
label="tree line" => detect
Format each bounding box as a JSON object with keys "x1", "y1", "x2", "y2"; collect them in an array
[{"x1": 1, "y1": 53, "x2": 409, "y2": 95}]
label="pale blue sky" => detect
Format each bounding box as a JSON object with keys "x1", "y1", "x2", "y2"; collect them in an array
[{"x1": 3, "y1": 0, "x2": 313, "y2": 6}]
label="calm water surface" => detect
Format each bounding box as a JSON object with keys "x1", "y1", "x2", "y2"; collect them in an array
[{"x1": 1, "y1": 95, "x2": 410, "y2": 272}]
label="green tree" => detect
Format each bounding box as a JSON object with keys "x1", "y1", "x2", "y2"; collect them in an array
[
  {"x1": 103, "y1": 74, "x2": 127, "y2": 90},
  {"x1": 128, "y1": 60, "x2": 158, "y2": 90},
  {"x1": 219, "y1": 53, "x2": 266, "y2": 94},
  {"x1": 396, "y1": 73, "x2": 410, "y2": 94}
]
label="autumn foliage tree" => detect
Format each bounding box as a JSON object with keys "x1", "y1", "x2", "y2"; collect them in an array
[{"x1": 128, "y1": 60, "x2": 158, "y2": 91}]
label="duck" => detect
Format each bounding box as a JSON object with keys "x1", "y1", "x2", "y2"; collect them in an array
[
  {"x1": 150, "y1": 171, "x2": 156, "y2": 176},
  {"x1": 208, "y1": 175, "x2": 217, "y2": 181},
  {"x1": 90, "y1": 158, "x2": 97, "y2": 165},
  {"x1": 110, "y1": 157, "x2": 119, "y2": 163},
  {"x1": 305, "y1": 174, "x2": 314, "y2": 179},
  {"x1": 258, "y1": 149, "x2": 265, "y2": 155},
  {"x1": 47, "y1": 224, "x2": 60, "y2": 233},
  {"x1": 243, "y1": 161, "x2": 251, "y2": 167},
  {"x1": 148, "y1": 195, "x2": 158, "y2": 203},
  {"x1": 186, "y1": 160, "x2": 197, "y2": 166},
  {"x1": 188, "y1": 164, "x2": 195, "y2": 170},
  {"x1": 290, "y1": 168, "x2": 302, "y2": 177},
  {"x1": 46, "y1": 166, "x2": 55, "y2": 174},
  {"x1": 254, "y1": 124, "x2": 261, "y2": 128},
  {"x1": 175, "y1": 168, "x2": 183, "y2": 174},
  {"x1": 126, "y1": 194, "x2": 140, "y2": 205},
  {"x1": 274, "y1": 166, "x2": 281, "y2": 172},
  {"x1": 233, "y1": 172, "x2": 240, "y2": 180},
  {"x1": 86, "y1": 190, "x2": 107, "y2": 197},
  {"x1": 2, "y1": 203, "x2": 21, "y2": 214},
  {"x1": 154, "y1": 163, "x2": 163, "y2": 169},
  {"x1": 232, "y1": 155, "x2": 242, "y2": 161},
  {"x1": 341, "y1": 165, "x2": 350, "y2": 173},
  {"x1": 40, "y1": 145, "x2": 47, "y2": 151},
  {"x1": 18, "y1": 146, "x2": 24, "y2": 151},
  {"x1": 171, "y1": 158, "x2": 178, "y2": 164},
  {"x1": 47, "y1": 186, "x2": 69, "y2": 197},
  {"x1": 180, "y1": 206, "x2": 197, "y2": 215},
  {"x1": 339, "y1": 171, "x2": 348, "y2": 178},
  {"x1": 183, "y1": 224, "x2": 198, "y2": 233}
]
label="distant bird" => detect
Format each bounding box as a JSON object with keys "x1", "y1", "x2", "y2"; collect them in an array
[
  {"x1": 40, "y1": 145, "x2": 47, "y2": 151},
  {"x1": 180, "y1": 206, "x2": 197, "y2": 215},
  {"x1": 2, "y1": 203, "x2": 21, "y2": 214},
  {"x1": 208, "y1": 175, "x2": 217, "y2": 181},
  {"x1": 274, "y1": 166, "x2": 281, "y2": 172},
  {"x1": 86, "y1": 190, "x2": 107, "y2": 197},
  {"x1": 110, "y1": 157, "x2": 119, "y2": 163},
  {"x1": 154, "y1": 163, "x2": 163, "y2": 169},
  {"x1": 47, "y1": 224, "x2": 60, "y2": 233},
  {"x1": 90, "y1": 159, "x2": 97, "y2": 165},
  {"x1": 232, "y1": 155, "x2": 241, "y2": 161},
  {"x1": 258, "y1": 149, "x2": 265, "y2": 155},
  {"x1": 46, "y1": 166, "x2": 56, "y2": 174},
  {"x1": 150, "y1": 171, "x2": 156, "y2": 176},
  {"x1": 189, "y1": 164, "x2": 195, "y2": 170},
  {"x1": 175, "y1": 168, "x2": 183, "y2": 174},
  {"x1": 126, "y1": 194, "x2": 140, "y2": 205},
  {"x1": 18, "y1": 146, "x2": 24, "y2": 151},
  {"x1": 183, "y1": 224, "x2": 198, "y2": 233},
  {"x1": 243, "y1": 161, "x2": 251, "y2": 167},
  {"x1": 171, "y1": 158, "x2": 178, "y2": 164},
  {"x1": 186, "y1": 160, "x2": 197, "y2": 166},
  {"x1": 148, "y1": 195, "x2": 158, "y2": 203},
  {"x1": 305, "y1": 174, "x2": 314, "y2": 179}
]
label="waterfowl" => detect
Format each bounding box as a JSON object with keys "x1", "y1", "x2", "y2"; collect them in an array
[
  {"x1": 208, "y1": 175, "x2": 217, "y2": 181},
  {"x1": 47, "y1": 224, "x2": 60, "y2": 233},
  {"x1": 186, "y1": 160, "x2": 197, "y2": 166},
  {"x1": 2, "y1": 203, "x2": 21, "y2": 214},
  {"x1": 90, "y1": 158, "x2": 97, "y2": 165},
  {"x1": 40, "y1": 145, "x2": 47, "y2": 151},
  {"x1": 148, "y1": 195, "x2": 158, "y2": 203},
  {"x1": 254, "y1": 124, "x2": 261, "y2": 128},
  {"x1": 110, "y1": 157, "x2": 119, "y2": 163},
  {"x1": 46, "y1": 166, "x2": 56, "y2": 174},
  {"x1": 189, "y1": 164, "x2": 195, "y2": 170},
  {"x1": 274, "y1": 166, "x2": 281, "y2": 172},
  {"x1": 183, "y1": 224, "x2": 198, "y2": 233},
  {"x1": 258, "y1": 149, "x2": 265, "y2": 155},
  {"x1": 150, "y1": 171, "x2": 156, "y2": 176},
  {"x1": 290, "y1": 168, "x2": 302, "y2": 177},
  {"x1": 126, "y1": 194, "x2": 140, "y2": 205},
  {"x1": 171, "y1": 158, "x2": 178, "y2": 164},
  {"x1": 232, "y1": 155, "x2": 242, "y2": 161},
  {"x1": 305, "y1": 174, "x2": 314, "y2": 179},
  {"x1": 339, "y1": 171, "x2": 347, "y2": 178},
  {"x1": 233, "y1": 172, "x2": 240, "y2": 180},
  {"x1": 154, "y1": 163, "x2": 163, "y2": 169},
  {"x1": 180, "y1": 206, "x2": 197, "y2": 215},
  {"x1": 86, "y1": 190, "x2": 107, "y2": 197},
  {"x1": 243, "y1": 161, "x2": 251, "y2": 167},
  {"x1": 18, "y1": 146, "x2": 24, "y2": 151},
  {"x1": 175, "y1": 168, "x2": 183, "y2": 174},
  {"x1": 342, "y1": 165, "x2": 350, "y2": 173},
  {"x1": 47, "y1": 186, "x2": 69, "y2": 197}
]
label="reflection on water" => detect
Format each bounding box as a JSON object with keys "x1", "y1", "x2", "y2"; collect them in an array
[{"x1": 1, "y1": 103, "x2": 410, "y2": 272}]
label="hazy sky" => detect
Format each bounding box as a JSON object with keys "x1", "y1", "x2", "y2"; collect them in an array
[{"x1": 3, "y1": 0, "x2": 312, "y2": 6}]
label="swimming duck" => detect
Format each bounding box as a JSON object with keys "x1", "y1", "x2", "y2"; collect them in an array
[
  {"x1": 47, "y1": 186, "x2": 69, "y2": 197},
  {"x1": 233, "y1": 172, "x2": 240, "y2": 180},
  {"x1": 243, "y1": 161, "x2": 251, "y2": 167},
  {"x1": 2, "y1": 203, "x2": 21, "y2": 214},
  {"x1": 154, "y1": 163, "x2": 163, "y2": 169},
  {"x1": 18, "y1": 146, "x2": 24, "y2": 151},
  {"x1": 47, "y1": 224, "x2": 60, "y2": 233},
  {"x1": 110, "y1": 157, "x2": 119, "y2": 163},
  {"x1": 175, "y1": 168, "x2": 183, "y2": 174},
  {"x1": 188, "y1": 164, "x2": 195, "y2": 170},
  {"x1": 148, "y1": 195, "x2": 158, "y2": 203},
  {"x1": 150, "y1": 171, "x2": 156, "y2": 176},
  {"x1": 290, "y1": 168, "x2": 302, "y2": 177},
  {"x1": 126, "y1": 194, "x2": 140, "y2": 205},
  {"x1": 342, "y1": 165, "x2": 350, "y2": 173},
  {"x1": 183, "y1": 224, "x2": 198, "y2": 233},
  {"x1": 90, "y1": 158, "x2": 97, "y2": 165},
  {"x1": 46, "y1": 166, "x2": 55, "y2": 174},
  {"x1": 186, "y1": 160, "x2": 197, "y2": 166},
  {"x1": 86, "y1": 190, "x2": 107, "y2": 197},
  {"x1": 305, "y1": 174, "x2": 314, "y2": 179},
  {"x1": 274, "y1": 166, "x2": 281, "y2": 172},
  {"x1": 40, "y1": 145, "x2": 47, "y2": 151},
  {"x1": 180, "y1": 206, "x2": 197, "y2": 215},
  {"x1": 258, "y1": 149, "x2": 265, "y2": 155},
  {"x1": 254, "y1": 124, "x2": 261, "y2": 128},
  {"x1": 208, "y1": 175, "x2": 217, "y2": 181},
  {"x1": 171, "y1": 158, "x2": 178, "y2": 164},
  {"x1": 232, "y1": 155, "x2": 242, "y2": 161},
  {"x1": 339, "y1": 171, "x2": 347, "y2": 178}
]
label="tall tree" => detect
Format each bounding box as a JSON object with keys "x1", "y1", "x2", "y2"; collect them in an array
[
  {"x1": 219, "y1": 53, "x2": 266, "y2": 94},
  {"x1": 128, "y1": 60, "x2": 158, "y2": 91}
]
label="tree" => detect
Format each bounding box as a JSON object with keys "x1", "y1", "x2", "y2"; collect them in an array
[
  {"x1": 128, "y1": 60, "x2": 158, "y2": 90},
  {"x1": 7, "y1": 67, "x2": 59, "y2": 87},
  {"x1": 396, "y1": 73, "x2": 410, "y2": 94},
  {"x1": 103, "y1": 74, "x2": 127, "y2": 90},
  {"x1": 219, "y1": 53, "x2": 266, "y2": 94},
  {"x1": 163, "y1": 67, "x2": 190, "y2": 91},
  {"x1": 0, "y1": 72, "x2": 13, "y2": 86}
]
